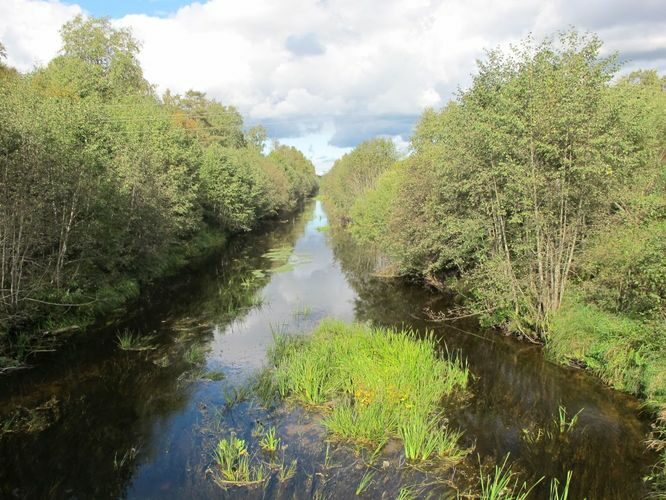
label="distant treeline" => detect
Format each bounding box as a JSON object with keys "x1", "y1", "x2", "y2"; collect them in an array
[
  {"x1": 0, "y1": 16, "x2": 317, "y2": 364},
  {"x1": 322, "y1": 31, "x2": 665, "y2": 439}
]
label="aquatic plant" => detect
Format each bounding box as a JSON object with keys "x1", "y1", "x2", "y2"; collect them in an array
[
  {"x1": 212, "y1": 434, "x2": 266, "y2": 486},
  {"x1": 478, "y1": 454, "x2": 541, "y2": 500},
  {"x1": 184, "y1": 345, "x2": 206, "y2": 364},
  {"x1": 276, "y1": 457, "x2": 298, "y2": 482},
  {"x1": 259, "y1": 426, "x2": 281, "y2": 453},
  {"x1": 266, "y1": 319, "x2": 469, "y2": 463},
  {"x1": 292, "y1": 303, "x2": 313, "y2": 320},
  {"x1": 116, "y1": 330, "x2": 156, "y2": 351},
  {"x1": 200, "y1": 370, "x2": 225, "y2": 381},
  {"x1": 549, "y1": 471, "x2": 572, "y2": 500},
  {"x1": 555, "y1": 405, "x2": 583, "y2": 434},
  {"x1": 474, "y1": 454, "x2": 576, "y2": 500},
  {"x1": 223, "y1": 385, "x2": 252, "y2": 410},
  {"x1": 355, "y1": 471, "x2": 375, "y2": 496},
  {"x1": 400, "y1": 415, "x2": 466, "y2": 463}
]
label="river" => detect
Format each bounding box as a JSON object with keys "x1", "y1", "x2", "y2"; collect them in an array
[{"x1": 0, "y1": 200, "x2": 656, "y2": 498}]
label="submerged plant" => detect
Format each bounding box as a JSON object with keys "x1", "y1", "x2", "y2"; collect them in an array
[
  {"x1": 555, "y1": 405, "x2": 583, "y2": 434},
  {"x1": 276, "y1": 457, "x2": 298, "y2": 482},
  {"x1": 116, "y1": 330, "x2": 156, "y2": 351},
  {"x1": 184, "y1": 344, "x2": 206, "y2": 364},
  {"x1": 292, "y1": 303, "x2": 313, "y2": 320},
  {"x1": 479, "y1": 454, "x2": 542, "y2": 500},
  {"x1": 355, "y1": 471, "x2": 375, "y2": 496},
  {"x1": 549, "y1": 471, "x2": 573, "y2": 500},
  {"x1": 259, "y1": 426, "x2": 281, "y2": 453}
]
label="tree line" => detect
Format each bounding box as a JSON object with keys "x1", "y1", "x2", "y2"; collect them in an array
[
  {"x1": 321, "y1": 31, "x2": 665, "y2": 460},
  {"x1": 0, "y1": 16, "x2": 317, "y2": 365}
]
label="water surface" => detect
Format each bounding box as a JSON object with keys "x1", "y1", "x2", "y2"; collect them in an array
[{"x1": 0, "y1": 200, "x2": 656, "y2": 499}]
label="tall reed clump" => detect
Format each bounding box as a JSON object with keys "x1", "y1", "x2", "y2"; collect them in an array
[{"x1": 267, "y1": 319, "x2": 469, "y2": 463}]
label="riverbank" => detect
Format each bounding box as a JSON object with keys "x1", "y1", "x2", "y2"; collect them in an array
[
  {"x1": 0, "y1": 199, "x2": 656, "y2": 498},
  {"x1": 0, "y1": 224, "x2": 228, "y2": 373}
]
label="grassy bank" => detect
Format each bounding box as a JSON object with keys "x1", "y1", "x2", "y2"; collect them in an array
[
  {"x1": 0, "y1": 225, "x2": 228, "y2": 371},
  {"x1": 265, "y1": 319, "x2": 470, "y2": 463},
  {"x1": 547, "y1": 299, "x2": 666, "y2": 492}
]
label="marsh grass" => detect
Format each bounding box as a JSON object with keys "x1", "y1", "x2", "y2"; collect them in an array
[
  {"x1": 267, "y1": 319, "x2": 469, "y2": 463},
  {"x1": 478, "y1": 455, "x2": 541, "y2": 500},
  {"x1": 549, "y1": 471, "x2": 572, "y2": 500},
  {"x1": 200, "y1": 370, "x2": 225, "y2": 381},
  {"x1": 223, "y1": 385, "x2": 252, "y2": 410},
  {"x1": 355, "y1": 470, "x2": 375, "y2": 495},
  {"x1": 212, "y1": 434, "x2": 266, "y2": 486},
  {"x1": 292, "y1": 303, "x2": 313, "y2": 320},
  {"x1": 276, "y1": 456, "x2": 298, "y2": 482},
  {"x1": 472, "y1": 454, "x2": 576, "y2": 500},
  {"x1": 116, "y1": 330, "x2": 156, "y2": 351},
  {"x1": 259, "y1": 426, "x2": 281, "y2": 453},
  {"x1": 184, "y1": 345, "x2": 206, "y2": 364},
  {"x1": 555, "y1": 405, "x2": 582, "y2": 433}
]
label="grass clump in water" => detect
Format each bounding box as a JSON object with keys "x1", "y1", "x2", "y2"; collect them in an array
[
  {"x1": 259, "y1": 426, "x2": 281, "y2": 453},
  {"x1": 268, "y1": 319, "x2": 469, "y2": 463},
  {"x1": 116, "y1": 330, "x2": 156, "y2": 351},
  {"x1": 211, "y1": 434, "x2": 266, "y2": 487}
]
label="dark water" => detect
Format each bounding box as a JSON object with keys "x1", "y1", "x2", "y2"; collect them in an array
[{"x1": 0, "y1": 200, "x2": 656, "y2": 499}]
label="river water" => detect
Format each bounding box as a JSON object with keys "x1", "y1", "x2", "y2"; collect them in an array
[{"x1": 0, "y1": 200, "x2": 656, "y2": 499}]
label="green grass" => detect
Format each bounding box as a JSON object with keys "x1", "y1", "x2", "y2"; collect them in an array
[
  {"x1": 267, "y1": 319, "x2": 469, "y2": 463},
  {"x1": 547, "y1": 300, "x2": 666, "y2": 407},
  {"x1": 471, "y1": 454, "x2": 576, "y2": 500},
  {"x1": 116, "y1": 330, "x2": 156, "y2": 351},
  {"x1": 184, "y1": 344, "x2": 206, "y2": 364},
  {"x1": 292, "y1": 303, "x2": 313, "y2": 320},
  {"x1": 259, "y1": 426, "x2": 281, "y2": 453},
  {"x1": 478, "y1": 455, "x2": 541, "y2": 500},
  {"x1": 212, "y1": 434, "x2": 266, "y2": 486},
  {"x1": 555, "y1": 405, "x2": 582, "y2": 434},
  {"x1": 355, "y1": 470, "x2": 375, "y2": 495},
  {"x1": 200, "y1": 370, "x2": 225, "y2": 381}
]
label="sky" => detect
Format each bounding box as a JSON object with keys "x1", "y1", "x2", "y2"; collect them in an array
[{"x1": 1, "y1": 0, "x2": 665, "y2": 173}]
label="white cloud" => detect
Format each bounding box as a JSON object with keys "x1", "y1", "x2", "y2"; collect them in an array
[{"x1": 1, "y1": 0, "x2": 665, "y2": 172}]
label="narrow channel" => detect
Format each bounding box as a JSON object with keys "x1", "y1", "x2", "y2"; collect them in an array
[{"x1": 0, "y1": 200, "x2": 655, "y2": 498}]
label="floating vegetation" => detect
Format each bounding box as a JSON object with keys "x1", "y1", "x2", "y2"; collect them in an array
[
  {"x1": 116, "y1": 330, "x2": 156, "y2": 351},
  {"x1": 316, "y1": 225, "x2": 330, "y2": 232},
  {"x1": 265, "y1": 319, "x2": 469, "y2": 463}
]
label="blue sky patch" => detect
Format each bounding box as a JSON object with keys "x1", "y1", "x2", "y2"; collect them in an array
[{"x1": 66, "y1": 0, "x2": 196, "y2": 18}]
